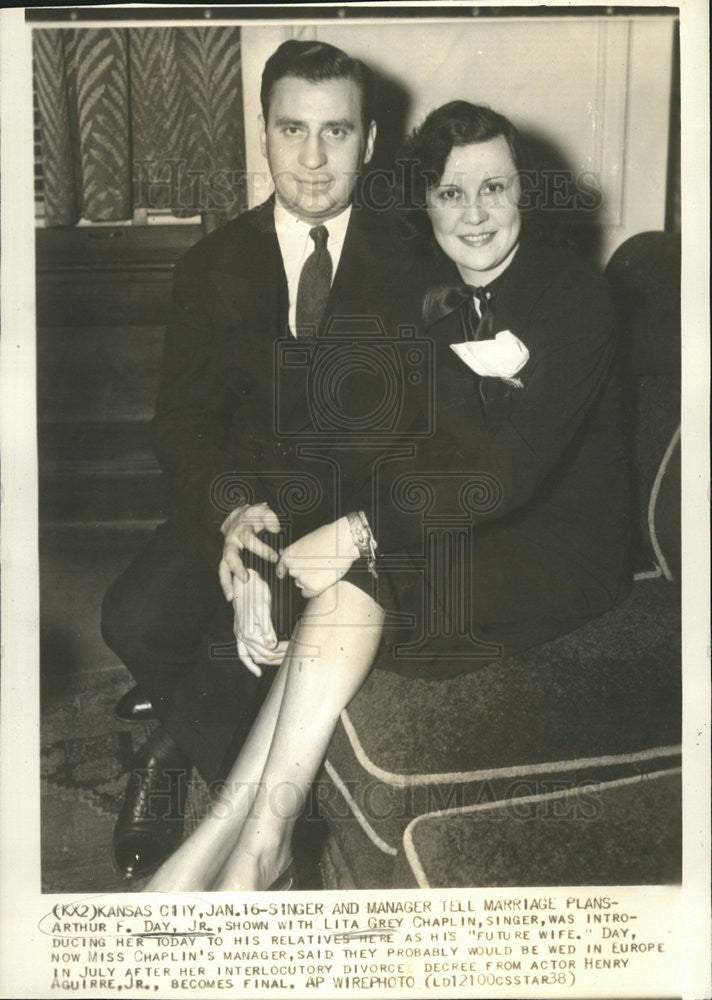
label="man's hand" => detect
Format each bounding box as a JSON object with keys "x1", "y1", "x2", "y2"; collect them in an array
[
  {"x1": 275, "y1": 516, "x2": 360, "y2": 598},
  {"x1": 232, "y1": 569, "x2": 289, "y2": 676},
  {"x1": 219, "y1": 502, "x2": 281, "y2": 600}
]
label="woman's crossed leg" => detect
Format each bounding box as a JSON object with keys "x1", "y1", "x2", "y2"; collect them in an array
[{"x1": 144, "y1": 579, "x2": 384, "y2": 892}]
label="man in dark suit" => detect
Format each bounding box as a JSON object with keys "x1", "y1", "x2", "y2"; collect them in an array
[{"x1": 102, "y1": 39, "x2": 421, "y2": 879}]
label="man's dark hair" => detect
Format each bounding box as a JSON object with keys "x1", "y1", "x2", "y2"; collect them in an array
[{"x1": 260, "y1": 40, "x2": 376, "y2": 133}]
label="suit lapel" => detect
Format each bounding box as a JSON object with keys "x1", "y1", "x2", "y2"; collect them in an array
[
  {"x1": 324, "y1": 207, "x2": 415, "y2": 332},
  {"x1": 238, "y1": 199, "x2": 288, "y2": 330},
  {"x1": 326, "y1": 208, "x2": 370, "y2": 323},
  {"x1": 433, "y1": 302, "x2": 510, "y2": 425}
]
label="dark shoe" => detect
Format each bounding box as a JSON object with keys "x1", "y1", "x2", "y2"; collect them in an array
[
  {"x1": 115, "y1": 686, "x2": 155, "y2": 722},
  {"x1": 112, "y1": 728, "x2": 191, "y2": 880},
  {"x1": 267, "y1": 858, "x2": 297, "y2": 891}
]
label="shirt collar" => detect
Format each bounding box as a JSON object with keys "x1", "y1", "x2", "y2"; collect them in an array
[{"x1": 273, "y1": 199, "x2": 352, "y2": 249}]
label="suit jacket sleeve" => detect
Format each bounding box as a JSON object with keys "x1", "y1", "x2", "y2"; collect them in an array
[{"x1": 152, "y1": 251, "x2": 241, "y2": 566}]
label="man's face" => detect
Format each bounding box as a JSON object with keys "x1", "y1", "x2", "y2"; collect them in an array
[{"x1": 260, "y1": 75, "x2": 376, "y2": 223}]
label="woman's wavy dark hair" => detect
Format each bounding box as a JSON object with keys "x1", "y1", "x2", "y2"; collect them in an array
[{"x1": 397, "y1": 101, "x2": 530, "y2": 247}]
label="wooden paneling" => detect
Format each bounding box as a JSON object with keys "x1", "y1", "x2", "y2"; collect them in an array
[
  {"x1": 37, "y1": 269, "x2": 174, "y2": 328},
  {"x1": 37, "y1": 326, "x2": 164, "y2": 423},
  {"x1": 35, "y1": 223, "x2": 202, "y2": 327},
  {"x1": 36, "y1": 224, "x2": 200, "y2": 523},
  {"x1": 36, "y1": 223, "x2": 201, "y2": 268}
]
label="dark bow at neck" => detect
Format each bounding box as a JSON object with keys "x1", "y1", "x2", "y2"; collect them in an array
[{"x1": 423, "y1": 280, "x2": 500, "y2": 327}]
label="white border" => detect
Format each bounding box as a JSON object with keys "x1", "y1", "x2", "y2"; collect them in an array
[
  {"x1": 1, "y1": 3, "x2": 709, "y2": 999},
  {"x1": 0, "y1": 4, "x2": 41, "y2": 913},
  {"x1": 677, "y1": 4, "x2": 711, "y2": 999}
]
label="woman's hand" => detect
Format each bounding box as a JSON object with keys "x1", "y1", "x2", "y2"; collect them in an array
[
  {"x1": 275, "y1": 517, "x2": 360, "y2": 598},
  {"x1": 232, "y1": 569, "x2": 288, "y2": 676}
]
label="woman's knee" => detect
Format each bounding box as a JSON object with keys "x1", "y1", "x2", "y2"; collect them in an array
[
  {"x1": 303, "y1": 580, "x2": 385, "y2": 629},
  {"x1": 290, "y1": 582, "x2": 384, "y2": 692}
]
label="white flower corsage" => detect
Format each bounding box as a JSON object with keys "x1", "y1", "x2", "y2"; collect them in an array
[{"x1": 450, "y1": 330, "x2": 529, "y2": 388}]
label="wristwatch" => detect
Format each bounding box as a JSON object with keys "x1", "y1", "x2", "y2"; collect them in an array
[{"x1": 346, "y1": 510, "x2": 378, "y2": 579}]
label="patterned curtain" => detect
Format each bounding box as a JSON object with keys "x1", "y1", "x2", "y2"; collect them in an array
[{"x1": 33, "y1": 27, "x2": 246, "y2": 227}]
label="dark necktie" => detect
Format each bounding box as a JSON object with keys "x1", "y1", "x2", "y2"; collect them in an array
[
  {"x1": 463, "y1": 285, "x2": 495, "y2": 342},
  {"x1": 296, "y1": 225, "x2": 332, "y2": 336},
  {"x1": 460, "y1": 285, "x2": 498, "y2": 410}
]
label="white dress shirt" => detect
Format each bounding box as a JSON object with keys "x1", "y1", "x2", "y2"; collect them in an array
[{"x1": 273, "y1": 199, "x2": 352, "y2": 336}]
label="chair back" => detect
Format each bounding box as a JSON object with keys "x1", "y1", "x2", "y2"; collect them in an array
[{"x1": 605, "y1": 231, "x2": 681, "y2": 582}]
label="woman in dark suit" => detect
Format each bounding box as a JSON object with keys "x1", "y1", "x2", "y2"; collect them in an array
[
  {"x1": 145, "y1": 101, "x2": 630, "y2": 892},
  {"x1": 367, "y1": 100, "x2": 631, "y2": 675}
]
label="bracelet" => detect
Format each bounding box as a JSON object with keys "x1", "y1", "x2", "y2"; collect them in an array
[{"x1": 346, "y1": 510, "x2": 378, "y2": 579}]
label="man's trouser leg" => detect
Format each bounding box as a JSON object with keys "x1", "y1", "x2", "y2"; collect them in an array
[
  {"x1": 101, "y1": 520, "x2": 271, "y2": 783},
  {"x1": 101, "y1": 520, "x2": 221, "y2": 710},
  {"x1": 161, "y1": 601, "x2": 277, "y2": 787}
]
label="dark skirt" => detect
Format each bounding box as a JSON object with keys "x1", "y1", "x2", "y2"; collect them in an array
[
  {"x1": 350, "y1": 526, "x2": 630, "y2": 682},
  {"x1": 254, "y1": 534, "x2": 629, "y2": 683}
]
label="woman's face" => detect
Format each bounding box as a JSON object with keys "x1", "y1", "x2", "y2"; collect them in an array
[{"x1": 426, "y1": 135, "x2": 522, "y2": 285}]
